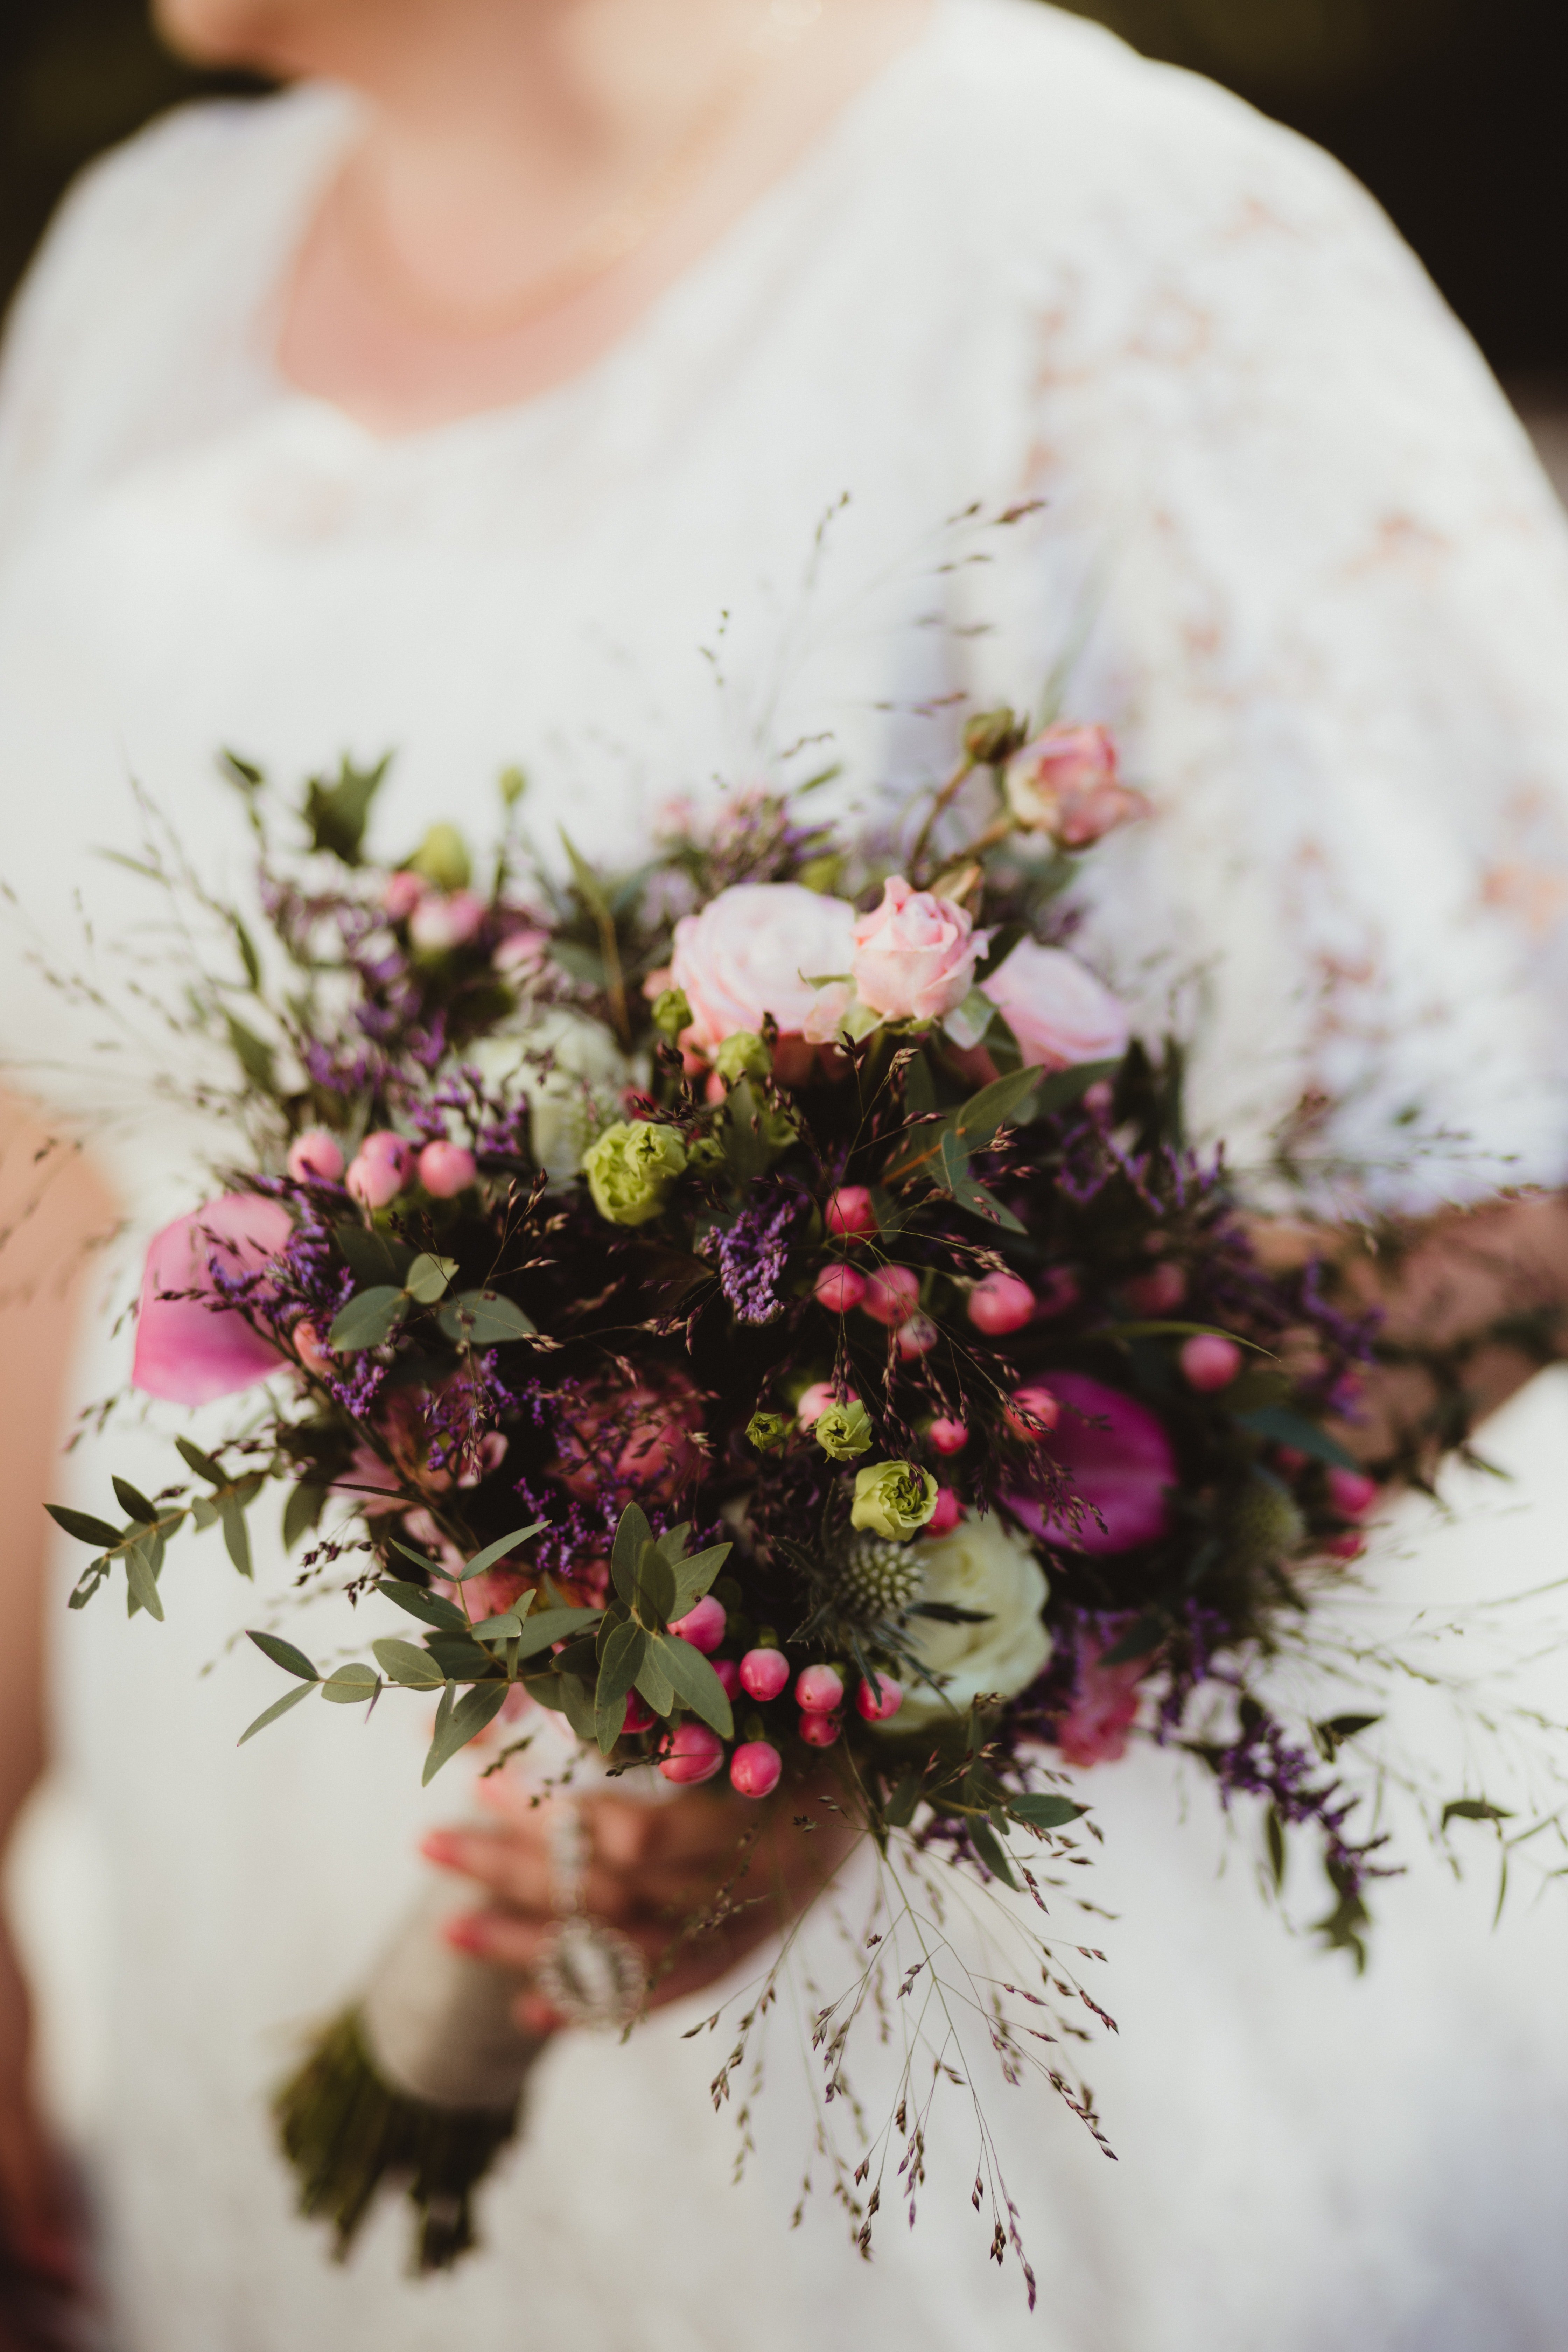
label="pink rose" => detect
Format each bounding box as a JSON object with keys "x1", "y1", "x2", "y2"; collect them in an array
[
  {"x1": 670, "y1": 884, "x2": 856, "y2": 1054},
  {"x1": 1006, "y1": 1372, "x2": 1175, "y2": 1555},
  {"x1": 132, "y1": 1194, "x2": 294, "y2": 1406},
  {"x1": 495, "y1": 927, "x2": 552, "y2": 978},
  {"x1": 409, "y1": 890, "x2": 486, "y2": 952},
  {"x1": 1003, "y1": 726, "x2": 1150, "y2": 847},
  {"x1": 851, "y1": 877, "x2": 980, "y2": 1024},
  {"x1": 1054, "y1": 1634, "x2": 1146, "y2": 1768},
  {"x1": 981, "y1": 940, "x2": 1129, "y2": 1071}
]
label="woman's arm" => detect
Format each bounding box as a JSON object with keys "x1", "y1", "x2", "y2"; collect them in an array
[{"x1": 0, "y1": 1093, "x2": 115, "y2": 2276}]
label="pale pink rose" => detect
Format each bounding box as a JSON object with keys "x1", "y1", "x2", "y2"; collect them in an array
[
  {"x1": 851, "y1": 877, "x2": 980, "y2": 1024},
  {"x1": 409, "y1": 890, "x2": 486, "y2": 952},
  {"x1": 670, "y1": 884, "x2": 856, "y2": 1053},
  {"x1": 800, "y1": 981, "x2": 856, "y2": 1046},
  {"x1": 1003, "y1": 725, "x2": 1150, "y2": 847},
  {"x1": 132, "y1": 1194, "x2": 294, "y2": 1405},
  {"x1": 494, "y1": 927, "x2": 552, "y2": 978},
  {"x1": 981, "y1": 940, "x2": 1129, "y2": 1071}
]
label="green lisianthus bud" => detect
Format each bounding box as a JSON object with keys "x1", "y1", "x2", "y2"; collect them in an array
[
  {"x1": 713, "y1": 1030, "x2": 771, "y2": 1086},
  {"x1": 746, "y1": 1411, "x2": 792, "y2": 1455},
  {"x1": 409, "y1": 821, "x2": 472, "y2": 892},
  {"x1": 815, "y1": 1400, "x2": 873, "y2": 1460},
  {"x1": 582, "y1": 1120, "x2": 687, "y2": 1227},
  {"x1": 962, "y1": 706, "x2": 1028, "y2": 768},
  {"x1": 851, "y1": 1460, "x2": 939, "y2": 1540},
  {"x1": 498, "y1": 765, "x2": 528, "y2": 808},
  {"x1": 652, "y1": 987, "x2": 693, "y2": 1042}
]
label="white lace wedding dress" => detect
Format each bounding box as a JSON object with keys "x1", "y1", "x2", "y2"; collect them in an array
[{"x1": 5, "y1": 3, "x2": 1568, "y2": 2345}]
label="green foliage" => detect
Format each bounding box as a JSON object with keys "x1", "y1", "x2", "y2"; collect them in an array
[
  {"x1": 328, "y1": 1286, "x2": 408, "y2": 1352},
  {"x1": 438, "y1": 1290, "x2": 536, "y2": 1345},
  {"x1": 247, "y1": 1629, "x2": 319, "y2": 1682},
  {"x1": 303, "y1": 755, "x2": 390, "y2": 866},
  {"x1": 422, "y1": 1683, "x2": 509, "y2": 1784}
]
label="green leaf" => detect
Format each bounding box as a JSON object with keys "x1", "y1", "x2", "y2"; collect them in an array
[
  {"x1": 45, "y1": 1504, "x2": 125, "y2": 1550},
  {"x1": 111, "y1": 1476, "x2": 158, "y2": 1526},
  {"x1": 1235, "y1": 1407, "x2": 1360, "y2": 1472},
  {"x1": 1029, "y1": 1058, "x2": 1121, "y2": 1118},
  {"x1": 175, "y1": 1437, "x2": 226, "y2": 1486},
  {"x1": 321, "y1": 1663, "x2": 381, "y2": 1706},
  {"x1": 232, "y1": 913, "x2": 263, "y2": 991},
  {"x1": 1097, "y1": 1610, "x2": 1166, "y2": 1668},
  {"x1": 238, "y1": 1682, "x2": 314, "y2": 1746},
  {"x1": 456, "y1": 1523, "x2": 548, "y2": 1582},
  {"x1": 511, "y1": 1606, "x2": 604, "y2": 1662},
  {"x1": 556, "y1": 1671, "x2": 598, "y2": 1743},
  {"x1": 883, "y1": 1768, "x2": 925, "y2": 1829},
  {"x1": 425, "y1": 1633, "x2": 504, "y2": 1680},
  {"x1": 375, "y1": 1577, "x2": 470, "y2": 1634},
  {"x1": 438, "y1": 1289, "x2": 537, "y2": 1346},
  {"x1": 952, "y1": 1065, "x2": 1041, "y2": 1148},
  {"x1": 282, "y1": 1482, "x2": 328, "y2": 1551},
  {"x1": 303, "y1": 752, "x2": 390, "y2": 866},
  {"x1": 246, "y1": 1629, "x2": 319, "y2": 1682},
  {"x1": 1266, "y1": 1804, "x2": 1287, "y2": 1889},
  {"x1": 372, "y1": 1637, "x2": 447, "y2": 1689},
  {"x1": 666, "y1": 1541, "x2": 733, "y2": 1618},
  {"x1": 967, "y1": 1816, "x2": 1019, "y2": 1889},
  {"x1": 469, "y1": 1612, "x2": 527, "y2": 1644},
  {"x1": 405, "y1": 1253, "x2": 458, "y2": 1304},
  {"x1": 649, "y1": 1632, "x2": 734, "y2": 1737},
  {"x1": 334, "y1": 1223, "x2": 414, "y2": 1288},
  {"x1": 1007, "y1": 1793, "x2": 1087, "y2": 1831},
  {"x1": 1311, "y1": 1713, "x2": 1381, "y2": 1762},
  {"x1": 634, "y1": 1642, "x2": 676, "y2": 1718},
  {"x1": 189, "y1": 1496, "x2": 221, "y2": 1532},
  {"x1": 611, "y1": 1504, "x2": 654, "y2": 1606},
  {"x1": 67, "y1": 1559, "x2": 112, "y2": 1610},
  {"x1": 947, "y1": 1170, "x2": 1026, "y2": 1236},
  {"x1": 596, "y1": 1618, "x2": 649, "y2": 1754},
  {"x1": 328, "y1": 1286, "x2": 409, "y2": 1353},
  {"x1": 1441, "y1": 1798, "x2": 1515, "y2": 1831},
  {"x1": 225, "y1": 1012, "x2": 277, "y2": 1094},
  {"x1": 220, "y1": 1498, "x2": 253, "y2": 1580},
  {"x1": 653, "y1": 1523, "x2": 692, "y2": 1565},
  {"x1": 634, "y1": 1544, "x2": 677, "y2": 1625},
  {"x1": 421, "y1": 1680, "x2": 510, "y2": 1783},
  {"x1": 559, "y1": 827, "x2": 612, "y2": 923},
  {"x1": 124, "y1": 1539, "x2": 164, "y2": 1623}
]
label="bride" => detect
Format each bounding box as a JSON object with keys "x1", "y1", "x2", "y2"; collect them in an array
[{"x1": 4, "y1": 0, "x2": 1568, "y2": 2343}]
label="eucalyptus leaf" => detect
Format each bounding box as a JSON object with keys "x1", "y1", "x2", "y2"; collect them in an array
[
  {"x1": 405, "y1": 1253, "x2": 458, "y2": 1305},
  {"x1": 952, "y1": 1065, "x2": 1041, "y2": 1147},
  {"x1": 225, "y1": 1012, "x2": 277, "y2": 1094},
  {"x1": 1007, "y1": 1793, "x2": 1086, "y2": 1831},
  {"x1": 511, "y1": 1606, "x2": 604, "y2": 1661},
  {"x1": 372, "y1": 1637, "x2": 447, "y2": 1689},
  {"x1": 611, "y1": 1504, "x2": 654, "y2": 1606},
  {"x1": 174, "y1": 1437, "x2": 226, "y2": 1486},
  {"x1": 238, "y1": 1682, "x2": 314, "y2": 1746},
  {"x1": 650, "y1": 1632, "x2": 734, "y2": 1737},
  {"x1": 111, "y1": 1476, "x2": 158, "y2": 1527},
  {"x1": 883, "y1": 1768, "x2": 925, "y2": 1829},
  {"x1": 321, "y1": 1664, "x2": 381, "y2": 1706},
  {"x1": 1098, "y1": 1610, "x2": 1166, "y2": 1668},
  {"x1": 634, "y1": 1544, "x2": 677, "y2": 1626},
  {"x1": 45, "y1": 1504, "x2": 124, "y2": 1551},
  {"x1": 667, "y1": 1541, "x2": 733, "y2": 1617},
  {"x1": 328, "y1": 1285, "x2": 409, "y2": 1353},
  {"x1": 1235, "y1": 1406, "x2": 1360, "y2": 1472},
  {"x1": 595, "y1": 1618, "x2": 649, "y2": 1754},
  {"x1": 189, "y1": 1497, "x2": 221, "y2": 1532},
  {"x1": 1031, "y1": 1058, "x2": 1121, "y2": 1118},
  {"x1": 334, "y1": 1223, "x2": 414, "y2": 1288},
  {"x1": 966, "y1": 1815, "x2": 1019, "y2": 1889},
  {"x1": 220, "y1": 1499, "x2": 254, "y2": 1580},
  {"x1": 470, "y1": 1612, "x2": 526, "y2": 1644},
  {"x1": 634, "y1": 1644, "x2": 675, "y2": 1718},
  {"x1": 375, "y1": 1578, "x2": 470, "y2": 1634},
  {"x1": 556, "y1": 1671, "x2": 598, "y2": 1744},
  {"x1": 124, "y1": 1540, "x2": 164, "y2": 1623},
  {"x1": 456, "y1": 1523, "x2": 548, "y2": 1582},
  {"x1": 438, "y1": 1289, "x2": 537, "y2": 1346},
  {"x1": 281, "y1": 1482, "x2": 328, "y2": 1551},
  {"x1": 1441, "y1": 1798, "x2": 1515, "y2": 1830},
  {"x1": 246, "y1": 1629, "x2": 319, "y2": 1683}
]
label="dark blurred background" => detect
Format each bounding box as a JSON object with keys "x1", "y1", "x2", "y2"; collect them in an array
[{"x1": 0, "y1": 0, "x2": 1563, "y2": 402}]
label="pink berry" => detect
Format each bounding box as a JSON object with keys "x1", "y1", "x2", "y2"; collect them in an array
[
  {"x1": 1180, "y1": 1333, "x2": 1244, "y2": 1392},
  {"x1": 927, "y1": 1416, "x2": 969, "y2": 1457},
  {"x1": 287, "y1": 1129, "x2": 345, "y2": 1184},
  {"x1": 658, "y1": 1723, "x2": 726, "y2": 1784},
  {"x1": 863, "y1": 1266, "x2": 920, "y2": 1328},
  {"x1": 1125, "y1": 1262, "x2": 1186, "y2": 1316},
  {"x1": 896, "y1": 1313, "x2": 938, "y2": 1360},
  {"x1": 924, "y1": 1487, "x2": 961, "y2": 1537},
  {"x1": 815, "y1": 1265, "x2": 866, "y2": 1314},
  {"x1": 797, "y1": 1710, "x2": 842, "y2": 1749},
  {"x1": 622, "y1": 1692, "x2": 656, "y2": 1735},
  {"x1": 797, "y1": 1380, "x2": 853, "y2": 1427},
  {"x1": 795, "y1": 1664, "x2": 845, "y2": 1714},
  {"x1": 740, "y1": 1648, "x2": 791, "y2": 1702},
  {"x1": 346, "y1": 1152, "x2": 405, "y2": 1210},
  {"x1": 712, "y1": 1656, "x2": 742, "y2": 1701},
  {"x1": 967, "y1": 1272, "x2": 1035, "y2": 1336},
  {"x1": 360, "y1": 1130, "x2": 414, "y2": 1177},
  {"x1": 730, "y1": 1741, "x2": 784, "y2": 1799},
  {"x1": 1005, "y1": 1384, "x2": 1061, "y2": 1441},
  {"x1": 1327, "y1": 1467, "x2": 1379, "y2": 1519},
  {"x1": 669, "y1": 1594, "x2": 726, "y2": 1654},
  {"x1": 418, "y1": 1139, "x2": 477, "y2": 1197},
  {"x1": 825, "y1": 1186, "x2": 876, "y2": 1237},
  {"x1": 854, "y1": 1673, "x2": 903, "y2": 1723},
  {"x1": 1323, "y1": 1532, "x2": 1366, "y2": 1564}
]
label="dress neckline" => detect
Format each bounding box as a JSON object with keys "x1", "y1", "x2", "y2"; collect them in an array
[{"x1": 251, "y1": 0, "x2": 958, "y2": 461}]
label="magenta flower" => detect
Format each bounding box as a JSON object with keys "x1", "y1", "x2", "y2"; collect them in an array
[
  {"x1": 1007, "y1": 1371, "x2": 1175, "y2": 1554},
  {"x1": 132, "y1": 1194, "x2": 294, "y2": 1406}
]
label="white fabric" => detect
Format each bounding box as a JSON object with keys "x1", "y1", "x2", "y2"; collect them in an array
[{"x1": 1, "y1": 2, "x2": 1568, "y2": 2344}]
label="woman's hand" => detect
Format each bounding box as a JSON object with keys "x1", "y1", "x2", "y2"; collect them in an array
[{"x1": 420, "y1": 1775, "x2": 859, "y2": 2036}]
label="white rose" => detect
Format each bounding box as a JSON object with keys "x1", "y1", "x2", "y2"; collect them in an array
[
  {"x1": 469, "y1": 1009, "x2": 637, "y2": 1178},
  {"x1": 670, "y1": 883, "x2": 856, "y2": 1052},
  {"x1": 887, "y1": 1512, "x2": 1051, "y2": 1730}
]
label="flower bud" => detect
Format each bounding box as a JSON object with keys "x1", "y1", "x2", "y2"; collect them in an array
[
  {"x1": 582, "y1": 1120, "x2": 687, "y2": 1227},
  {"x1": 1125, "y1": 1262, "x2": 1186, "y2": 1316},
  {"x1": 797, "y1": 1710, "x2": 841, "y2": 1749},
  {"x1": 962, "y1": 706, "x2": 1027, "y2": 767},
  {"x1": 863, "y1": 1266, "x2": 920, "y2": 1328},
  {"x1": 815, "y1": 1400, "x2": 873, "y2": 1460},
  {"x1": 740, "y1": 1648, "x2": 791, "y2": 1702},
  {"x1": 658, "y1": 1723, "x2": 725, "y2": 1784},
  {"x1": 795, "y1": 1664, "x2": 844, "y2": 1714},
  {"x1": 927, "y1": 1416, "x2": 969, "y2": 1456},
  {"x1": 669, "y1": 1595, "x2": 726, "y2": 1653},
  {"x1": 408, "y1": 821, "x2": 472, "y2": 893},
  {"x1": 924, "y1": 1487, "x2": 962, "y2": 1537},
  {"x1": 746, "y1": 1410, "x2": 792, "y2": 1455},
  {"x1": 418, "y1": 1141, "x2": 477, "y2": 1197},
  {"x1": 967, "y1": 1272, "x2": 1034, "y2": 1336},
  {"x1": 854, "y1": 1673, "x2": 903, "y2": 1723},
  {"x1": 1180, "y1": 1334, "x2": 1243, "y2": 1392},
  {"x1": 713, "y1": 1029, "x2": 771, "y2": 1087},
  {"x1": 850, "y1": 1461, "x2": 939, "y2": 1540},
  {"x1": 825, "y1": 1186, "x2": 876, "y2": 1237},
  {"x1": 814, "y1": 1265, "x2": 866, "y2": 1314},
  {"x1": 287, "y1": 1129, "x2": 345, "y2": 1184},
  {"x1": 730, "y1": 1741, "x2": 783, "y2": 1799},
  {"x1": 1327, "y1": 1467, "x2": 1379, "y2": 1519},
  {"x1": 383, "y1": 870, "x2": 428, "y2": 923},
  {"x1": 651, "y1": 986, "x2": 693, "y2": 1042}
]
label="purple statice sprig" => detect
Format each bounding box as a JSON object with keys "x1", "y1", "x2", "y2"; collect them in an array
[{"x1": 700, "y1": 1190, "x2": 805, "y2": 1325}]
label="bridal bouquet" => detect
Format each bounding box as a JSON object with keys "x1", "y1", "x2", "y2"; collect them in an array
[{"x1": 52, "y1": 713, "x2": 1400, "y2": 2289}]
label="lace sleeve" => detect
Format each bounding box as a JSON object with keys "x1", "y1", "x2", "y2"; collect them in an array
[{"x1": 993, "y1": 43, "x2": 1568, "y2": 1212}]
